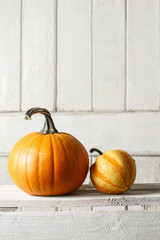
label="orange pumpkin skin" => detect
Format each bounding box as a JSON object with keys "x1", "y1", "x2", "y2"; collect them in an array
[
  {"x1": 90, "y1": 149, "x2": 136, "y2": 194},
  {"x1": 8, "y1": 108, "x2": 89, "y2": 196}
]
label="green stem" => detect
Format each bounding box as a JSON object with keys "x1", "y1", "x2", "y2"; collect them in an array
[
  {"x1": 90, "y1": 148, "x2": 103, "y2": 155},
  {"x1": 25, "y1": 107, "x2": 58, "y2": 134}
]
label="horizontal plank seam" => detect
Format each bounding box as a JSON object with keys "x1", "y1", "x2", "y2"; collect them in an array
[{"x1": 0, "y1": 110, "x2": 160, "y2": 114}]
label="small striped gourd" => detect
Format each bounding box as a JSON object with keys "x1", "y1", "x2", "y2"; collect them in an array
[{"x1": 90, "y1": 148, "x2": 136, "y2": 194}]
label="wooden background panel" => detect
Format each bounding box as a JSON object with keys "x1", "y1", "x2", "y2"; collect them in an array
[
  {"x1": 21, "y1": 0, "x2": 56, "y2": 111},
  {"x1": 93, "y1": 0, "x2": 125, "y2": 111},
  {"x1": 134, "y1": 156, "x2": 160, "y2": 183},
  {"x1": 0, "y1": 0, "x2": 160, "y2": 196},
  {"x1": 0, "y1": 113, "x2": 42, "y2": 153},
  {"x1": 57, "y1": 0, "x2": 91, "y2": 111},
  {"x1": 1, "y1": 112, "x2": 160, "y2": 155},
  {"x1": 0, "y1": 156, "x2": 12, "y2": 185},
  {"x1": 127, "y1": 0, "x2": 160, "y2": 110},
  {"x1": 53, "y1": 112, "x2": 160, "y2": 155},
  {"x1": 0, "y1": 0, "x2": 20, "y2": 111}
]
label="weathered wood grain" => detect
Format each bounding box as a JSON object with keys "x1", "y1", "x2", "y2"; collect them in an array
[
  {"x1": 0, "y1": 0, "x2": 20, "y2": 111},
  {"x1": 83, "y1": 157, "x2": 92, "y2": 184},
  {"x1": 134, "y1": 156, "x2": 160, "y2": 183},
  {"x1": 1, "y1": 112, "x2": 160, "y2": 155},
  {"x1": 1, "y1": 211, "x2": 160, "y2": 239},
  {"x1": 93, "y1": 0, "x2": 125, "y2": 111},
  {"x1": 57, "y1": 0, "x2": 91, "y2": 111},
  {"x1": 1, "y1": 184, "x2": 160, "y2": 208},
  {"x1": 0, "y1": 207, "x2": 18, "y2": 212},
  {"x1": 0, "y1": 156, "x2": 13, "y2": 185},
  {"x1": 127, "y1": 0, "x2": 159, "y2": 110},
  {"x1": 21, "y1": 0, "x2": 56, "y2": 111}
]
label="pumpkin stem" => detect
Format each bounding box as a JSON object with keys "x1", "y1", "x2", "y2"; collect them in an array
[
  {"x1": 24, "y1": 107, "x2": 58, "y2": 134},
  {"x1": 90, "y1": 148, "x2": 103, "y2": 155}
]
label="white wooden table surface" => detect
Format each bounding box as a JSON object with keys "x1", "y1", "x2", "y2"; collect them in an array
[{"x1": 1, "y1": 184, "x2": 160, "y2": 240}]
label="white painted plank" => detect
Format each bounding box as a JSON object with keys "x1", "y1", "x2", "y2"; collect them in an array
[
  {"x1": 0, "y1": 0, "x2": 20, "y2": 111},
  {"x1": 93, "y1": 0, "x2": 125, "y2": 111},
  {"x1": 57, "y1": 0, "x2": 91, "y2": 111},
  {"x1": 0, "y1": 156, "x2": 13, "y2": 185},
  {"x1": 58, "y1": 206, "x2": 91, "y2": 212},
  {"x1": 20, "y1": 207, "x2": 57, "y2": 212},
  {"x1": 0, "y1": 113, "x2": 43, "y2": 153},
  {"x1": 84, "y1": 157, "x2": 92, "y2": 184},
  {"x1": 58, "y1": 207, "x2": 71, "y2": 211},
  {"x1": 1, "y1": 184, "x2": 160, "y2": 208},
  {"x1": 127, "y1": 0, "x2": 160, "y2": 110},
  {"x1": 127, "y1": 205, "x2": 144, "y2": 211},
  {"x1": 135, "y1": 156, "x2": 160, "y2": 183},
  {"x1": 21, "y1": 0, "x2": 56, "y2": 111},
  {"x1": 93, "y1": 206, "x2": 125, "y2": 212},
  {"x1": 1, "y1": 112, "x2": 160, "y2": 155},
  {"x1": 70, "y1": 207, "x2": 92, "y2": 212},
  {"x1": 1, "y1": 211, "x2": 160, "y2": 239}
]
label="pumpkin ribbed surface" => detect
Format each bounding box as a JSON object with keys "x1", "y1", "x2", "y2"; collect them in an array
[
  {"x1": 90, "y1": 150, "x2": 136, "y2": 194},
  {"x1": 8, "y1": 132, "x2": 89, "y2": 196}
]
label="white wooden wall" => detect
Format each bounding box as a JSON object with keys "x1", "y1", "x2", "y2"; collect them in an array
[{"x1": 0, "y1": 0, "x2": 160, "y2": 184}]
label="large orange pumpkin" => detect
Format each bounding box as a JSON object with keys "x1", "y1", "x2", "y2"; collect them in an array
[
  {"x1": 8, "y1": 108, "x2": 89, "y2": 196},
  {"x1": 90, "y1": 148, "x2": 136, "y2": 194}
]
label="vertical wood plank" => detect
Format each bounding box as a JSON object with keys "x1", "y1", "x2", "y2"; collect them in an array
[
  {"x1": 134, "y1": 156, "x2": 160, "y2": 184},
  {"x1": 0, "y1": 0, "x2": 20, "y2": 111},
  {"x1": 57, "y1": 0, "x2": 91, "y2": 111},
  {"x1": 127, "y1": 0, "x2": 159, "y2": 110},
  {"x1": 93, "y1": 0, "x2": 125, "y2": 111},
  {"x1": 84, "y1": 156, "x2": 92, "y2": 184},
  {"x1": 0, "y1": 156, "x2": 13, "y2": 185},
  {"x1": 21, "y1": 0, "x2": 56, "y2": 111}
]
